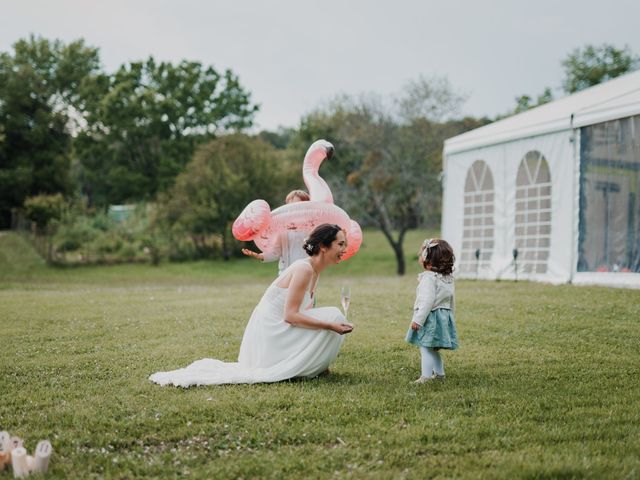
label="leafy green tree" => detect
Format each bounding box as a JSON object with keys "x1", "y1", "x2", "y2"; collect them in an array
[
  {"x1": 24, "y1": 193, "x2": 66, "y2": 233},
  {"x1": 513, "y1": 94, "x2": 533, "y2": 113},
  {"x1": 257, "y1": 127, "x2": 296, "y2": 150},
  {"x1": 157, "y1": 134, "x2": 285, "y2": 260},
  {"x1": 75, "y1": 57, "x2": 258, "y2": 207},
  {"x1": 0, "y1": 36, "x2": 100, "y2": 228},
  {"x1": 562, "y1": 44, "x2": 639, "y2": 93},
  {"x1": 23, "y1": 192, "x2": 66, "y2": 262},
  {"x1": 536, "y1": 87, "x2": 554, "y2": 106},
  {"x1": 510, "y1": 87, "x2": 554, "y2": 115},
  {"x1": 505, "y1": 44, "x2": 637, "y2": 117},
  {"x1": 296, "y1": 78, "x2": 488, "y2": 275}
]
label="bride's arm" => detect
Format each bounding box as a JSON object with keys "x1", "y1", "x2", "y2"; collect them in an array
[{"x1": 284, "y1": 265, "x2": 352, "y2": 334}]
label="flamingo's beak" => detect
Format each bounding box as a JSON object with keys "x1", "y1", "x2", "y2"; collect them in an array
[{"x1": 325, "y1": 145, "x2": 334, "y2": 159}]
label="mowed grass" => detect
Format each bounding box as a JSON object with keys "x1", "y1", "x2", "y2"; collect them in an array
[{"x1": 1, "y1": 231, "x2": 639, "y2": 479}]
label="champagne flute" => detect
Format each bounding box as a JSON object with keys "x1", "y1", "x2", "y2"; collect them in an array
[{"x1": 340, "y1": 286, "x2": 351, "y2": 324}]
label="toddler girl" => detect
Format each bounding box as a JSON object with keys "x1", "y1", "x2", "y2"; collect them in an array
[{"x1": 405, "y1": 238, "x2": 458, "y2": 383}]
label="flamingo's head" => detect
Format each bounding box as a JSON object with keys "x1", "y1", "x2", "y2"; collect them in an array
[
  {"x1": 304, "y1": 139, "x2": 334, "y2": 168},
  {"x1": 325, "y1": 142, "x2": 334, "y2": 159}
]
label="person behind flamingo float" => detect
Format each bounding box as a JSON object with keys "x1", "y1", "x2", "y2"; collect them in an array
[
  {"x1": 149, "y1": 223, "x2": 353, "y2": 387},
  {"x1": 232, "y1": 139, "x2": 363, "y2": 265},
  {"x1": 241, "y1": 189, "x2": 310, "y2": 276}
]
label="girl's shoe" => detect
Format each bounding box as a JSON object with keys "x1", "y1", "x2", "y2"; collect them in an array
[
  {"x1": 413, "y1": 374, "x2": 445, "y2": 384},
  {"x1": 413, "y1": 375, "x2": 435, "y2": 384}
]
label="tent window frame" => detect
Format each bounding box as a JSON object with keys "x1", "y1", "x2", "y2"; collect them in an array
[
  {"x1": 460, "y1": 160, "x2": 495, "y2": 274},
  {"x1": 514, "y1": 150, "x2": 552, "y2": 275}
]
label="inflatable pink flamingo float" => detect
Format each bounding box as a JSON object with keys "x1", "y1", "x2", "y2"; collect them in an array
[{"x1": 232, "y1": 139, "x2": 363, "y2": 260}]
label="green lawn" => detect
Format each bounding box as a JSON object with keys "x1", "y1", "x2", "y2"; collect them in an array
[{"x1": 1, "y1": 231, "x2": 639, "y2": 479}]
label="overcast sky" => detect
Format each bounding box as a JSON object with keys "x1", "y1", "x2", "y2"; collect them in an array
[{"x1": 2, "y1": 0, "x2": 640, "y2": 131}]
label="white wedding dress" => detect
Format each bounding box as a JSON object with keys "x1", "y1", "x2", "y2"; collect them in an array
[{"x1": 149, "y1": 261, "x2": 346, "y2": 387}]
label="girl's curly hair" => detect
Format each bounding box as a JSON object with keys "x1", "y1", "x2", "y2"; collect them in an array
[{"x1": 420, "y1": 238, "x2": 455, "y2": 275}]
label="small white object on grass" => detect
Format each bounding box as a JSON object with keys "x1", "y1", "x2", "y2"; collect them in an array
[
  {"x1": 0, "y1": 431, "x2": 11, "y2": 470},
  {"x1": 34, "y1": 440, "x2": 53, "y2": 473},
  {"x1": 10, "y1": 446, "x2": 28, "y2": 478}
]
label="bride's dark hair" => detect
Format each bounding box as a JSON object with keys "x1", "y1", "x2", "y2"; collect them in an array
[{"x1": 303, "y1": 224, "x2": 343, "y2": 256}]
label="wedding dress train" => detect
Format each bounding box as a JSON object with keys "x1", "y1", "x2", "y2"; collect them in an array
[{"x1": 149, "y1": 277, "x2": 346, "y2": 387}]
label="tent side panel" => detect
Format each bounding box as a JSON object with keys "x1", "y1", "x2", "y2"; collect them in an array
[{"x1": 442, "y1": 131, "x2": 575, "y2": 282}]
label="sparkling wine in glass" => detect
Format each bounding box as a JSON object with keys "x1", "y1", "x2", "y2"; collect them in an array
[{"x1": 340, "y1": 286, "x2": 351, "y2": 323}]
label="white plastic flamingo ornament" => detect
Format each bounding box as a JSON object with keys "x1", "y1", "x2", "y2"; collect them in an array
[{"x1": 232, "y1": 139, "x2": 363, "y2": 260}]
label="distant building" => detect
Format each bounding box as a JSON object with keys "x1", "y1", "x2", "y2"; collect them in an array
[
  {"x1": 108, "y1": 204, "x2": 136, "y2": 223},
  {"x1": 442, "y1": 70, "x2": 640, "y2": 288}
]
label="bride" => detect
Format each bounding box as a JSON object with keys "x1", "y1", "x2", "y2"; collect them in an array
[{"x1": 149, "y1": 224, "x2": 354, "y2": 387}]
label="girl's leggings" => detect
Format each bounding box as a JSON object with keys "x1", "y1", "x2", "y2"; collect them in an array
[{"x1": 420, "y1": 346, "x2": 444, "y2": 377}]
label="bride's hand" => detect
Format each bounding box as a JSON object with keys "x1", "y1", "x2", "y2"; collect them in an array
[{"x1": 331, "y1": 322, "x2": 354, "y2": 335}]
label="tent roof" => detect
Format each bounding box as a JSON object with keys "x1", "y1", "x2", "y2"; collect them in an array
[{"x1": 444, "y1": 69, "x2": 640, "y2": 155}]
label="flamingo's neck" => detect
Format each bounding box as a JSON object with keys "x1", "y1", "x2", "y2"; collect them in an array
[{"x1": 303, "y1": 144, "x2": 334, "y2": 204}]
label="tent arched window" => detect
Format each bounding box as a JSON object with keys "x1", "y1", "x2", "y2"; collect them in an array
[
  {"x1": 515, "y1": 151, "x2": 552, "y2": 274},
  {"x1": 460, "y1": 160, "x2": 494, "y2": 274}
]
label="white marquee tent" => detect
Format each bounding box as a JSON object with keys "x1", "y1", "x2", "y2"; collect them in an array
[{"x1": 442, "y1": 70, "x2": 640, "y2": 288}]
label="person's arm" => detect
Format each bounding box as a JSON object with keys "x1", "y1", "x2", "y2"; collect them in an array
[
  {"x1": 241, "y1": 248, "x2": 264, "y2": 261},
  {"x1": 410, "y1": 275, "x2": 436, "y2": 331},
  {"x1": 450, "y1": 289, "x2": 455, "y2": 316},
  {"x1": 284, "y1": 264, "x2": 352, "y2": 334},
  {"x1": 258, "y1": 233, "x2": 285, "y2": 263},
  {"x1": 241, "y1": 235, "x2": 283, "y2": 262},
  {"x1": 242, "y1": 241, "x2": 282, "y2": 262}
]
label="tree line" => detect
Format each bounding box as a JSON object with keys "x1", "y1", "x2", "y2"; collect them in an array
[
  {"x1": 1, "y1": 36, "x2": 637, "y2": 273},
  {"x1": 0, "y1": 36, "x2": 259, "y2": 223}
]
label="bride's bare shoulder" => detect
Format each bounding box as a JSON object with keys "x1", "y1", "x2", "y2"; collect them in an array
[
  {"x1": 275, "y1": 260, "x2": 312, "y2": 288},
  {"x1": 290, "y1": 260, "x2": 313, "y2": 276}
]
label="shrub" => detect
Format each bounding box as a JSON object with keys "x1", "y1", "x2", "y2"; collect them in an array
[
  {"x1": 54, "y1": 219, "x2": 98, "y2": 252},
  {"x1": 24, "y1": 194, "x2": 66, "y2": 232}
]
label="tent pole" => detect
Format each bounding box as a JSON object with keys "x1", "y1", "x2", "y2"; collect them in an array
[{"x1": 569, "y1": 114, "x2": 579, "y2": 284}]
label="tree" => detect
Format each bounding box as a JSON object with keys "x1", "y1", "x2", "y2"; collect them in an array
[
  {"x1": 504, "y1": 87, "x2": 555, "y2": 117},
  {"x1": 296, "y1": 77, "x2": 488, "y2": 275},
  {"x1": 24, "y1": 193, "x2": 65, "y2": 233},
  {"x1": 0, "y1": 36, "x2": 100, "y2": 228},
  {"x1": 562, "y1": 44, "x2": 639, "y2": 93},
  {"x1": 396, "y1": 75, "x2": 467, "y2": 123},
  {"x1": 157, "y1": 134, "x2": 285, "y2": 260},
  {"x1": 257, "y1": 127, "x2": 296, "y2": 150},
  {"x1": 75, "y1": 57, "x2": 259, "y2": 207},
  {"x1": 23, "y1": 193, "x2": 66, "y2": 262}
]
